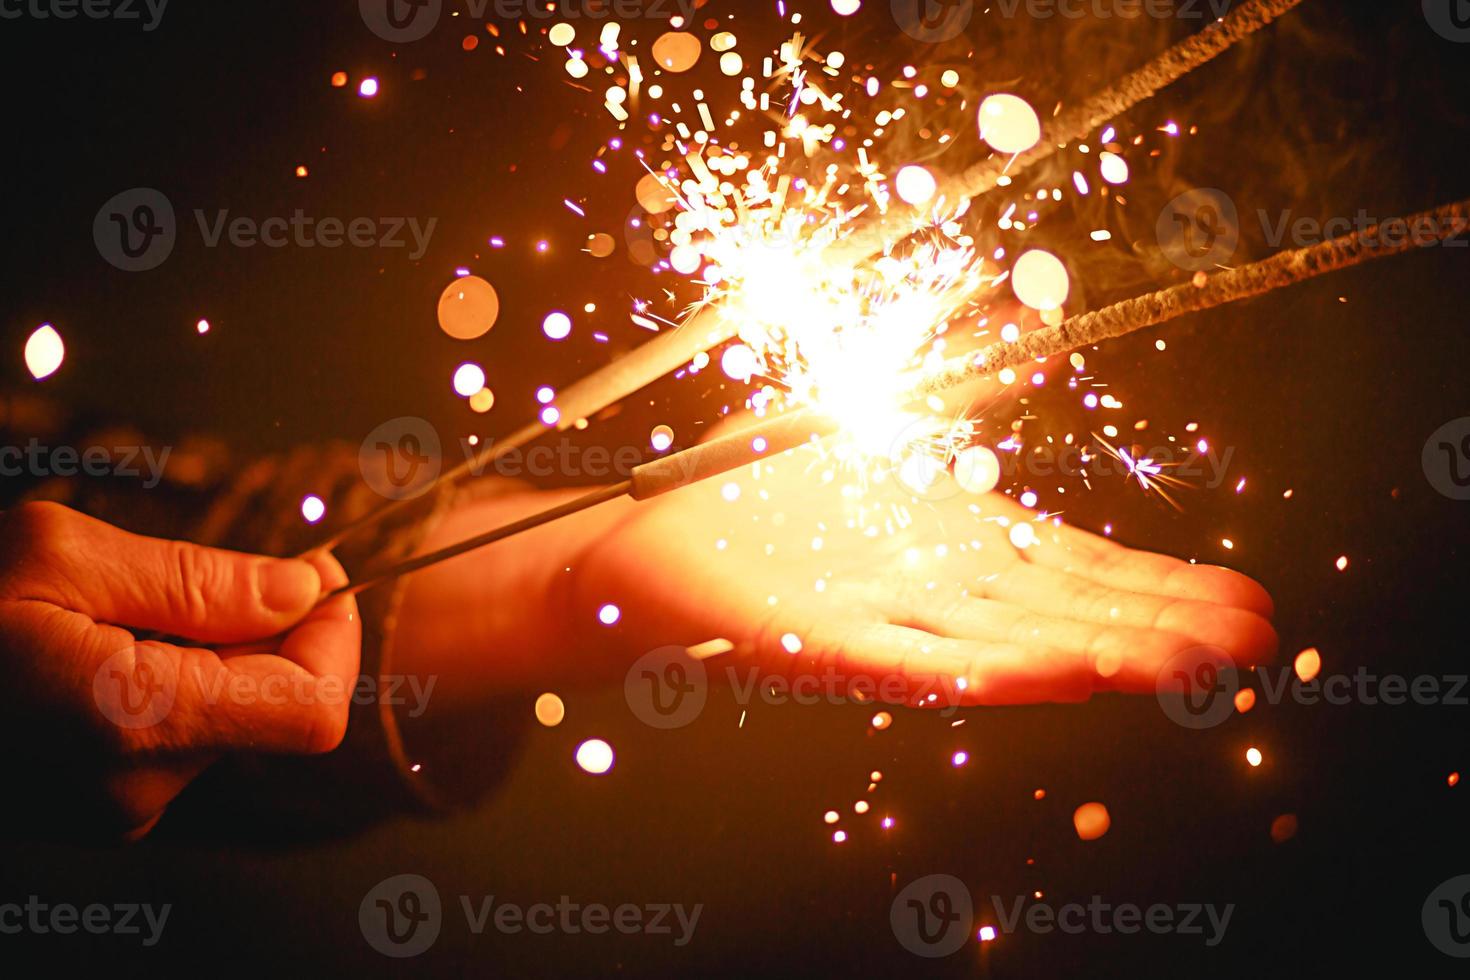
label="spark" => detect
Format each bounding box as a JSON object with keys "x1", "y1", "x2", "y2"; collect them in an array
[
  {"x1": 24, "y1": 324, "x2": 64, "y2": 380},
  {"x1": 1094, "y1": 436, "x2": 1190, "y2": 508},
  {"x1": 575, "y1": 739, "x2": 615, "y2": 775}
]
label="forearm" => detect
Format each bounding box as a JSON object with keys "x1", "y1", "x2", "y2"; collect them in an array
[{"x1": 392, "y1": 482, "x2": 640, "y2": 704}]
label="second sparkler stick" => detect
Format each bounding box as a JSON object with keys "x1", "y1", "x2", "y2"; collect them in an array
[{"x1": 325, "y1": 411, "x2": 829, "y2": 599}]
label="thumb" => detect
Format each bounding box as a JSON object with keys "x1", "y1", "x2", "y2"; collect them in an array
[{"x1": 15, "y1": 504, "x2": 323, "y2": 644}]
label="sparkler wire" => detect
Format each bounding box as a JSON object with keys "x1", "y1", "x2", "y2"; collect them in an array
[
  {"x1": 326, "y1": 412, "x2": 828, "y2": 599},
  {"x1": 337, "y1": 195, "x2": 1470, "y2": 597},
  {"x1": 916, "y1": 196, "x2": 1470, "y2": 395},
  {"x1": 948, "y1": 0, "x2": 1307, "y2": 201}
]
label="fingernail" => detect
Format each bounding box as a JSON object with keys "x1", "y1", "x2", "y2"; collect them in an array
[{"x1": 258, "y1": 560, "x2": 321, "y2": 613}]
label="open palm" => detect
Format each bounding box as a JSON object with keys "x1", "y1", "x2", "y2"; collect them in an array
[{"x1": 577, "y1": 442, "x2": 1276, "y2": 706}]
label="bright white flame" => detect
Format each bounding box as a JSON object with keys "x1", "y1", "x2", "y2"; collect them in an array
[
  {"x1": 978, "y1": 94, "x2": 1041, "y2": 155},
  {"x1": 721, "y1": 343, "x2": 759, "y2": 381},
  {"x1": 575, "y1": 739, "x2": 615, "y2": 774},
  {"x1": 895, "y1": 165, "x2": 937, "y2": 206},
  {"x1": 1012, "y1": 250, "x2": 1070, "y2": 311},
  {"x1": 24, "y1": 324, "x2": 64, "y2": 381},
  {"x1": 1099, "y1": 151, "x2": 1129, "y2": 185},
  {"x1": 300, "y1": 495, "x2": 327, "y2": 524},
  {"x1": 955, "y1": 445, "x2": 1001, "y2": 495},
  {"x1": 452, "y1": 362, "x2": 486, "y2": 397}
]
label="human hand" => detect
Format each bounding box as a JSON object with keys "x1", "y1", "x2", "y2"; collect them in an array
[
  {"x1": 572, "y1": 439, "x2": 1276, "y2": 707},
  {"x1": 0, "y1": 502, "x2": 359, "y2": 838}
]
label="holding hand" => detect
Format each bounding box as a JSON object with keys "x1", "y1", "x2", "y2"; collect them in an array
[{"x1": 0, "y1": 502, "x2": 359, "y2": 838}]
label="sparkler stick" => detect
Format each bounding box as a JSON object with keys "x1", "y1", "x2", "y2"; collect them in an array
[
  {"x1": 322, "y1": 194, "x2": 1468, "y2": 596},
  {"x1": 314, "y1": 419, "x2": 545, "y2": 552},
  {"x1": 948, "y1": 0, "x2": 1306, "y2": 201},
  {"x1": 313, "y1": 313, "x2": 750, "y2": 554},
  {"x1": 915, "y1": 197, "x2": 1470, "y2": 395},
  {"x1": 315, "y1": 0, "x2": 1305, "y2": 557},
  {"x1": 324, "y1": 411, "x2": 829, "y2": 599}
]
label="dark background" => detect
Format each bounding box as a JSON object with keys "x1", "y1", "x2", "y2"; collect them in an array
[{"x1": 2, "y1": 1, "x2": 1469, "y2": 975}]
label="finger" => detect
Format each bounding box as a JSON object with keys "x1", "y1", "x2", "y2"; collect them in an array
[
  {"x1": 902, "y1": 593, "x2": 1205, "y2": 693},
  {"x1": 83, "y1": 546, "x2": 356, "y2": 756},
  {"x1": 208, "y1": 554, "x2": 359, "y2": 751},
  {"x1": 10, "y1": 504, "x2": 323, "y2": 644},
  {"x1": 90, "y1": 634, "x2": 354, "y2": 756},
  {"x1": 1022, "y1": 517, "x2": 1276, "y2": 618},
  {"x1": 972, "y1": 561, "x2": 1278, "y2": 666},
  {"x1": 824, "y1": 623, "x2": 1095, "y2": 706},
  {"x1": 251, "y1": 551, "x2": 358, "y2": 679}
]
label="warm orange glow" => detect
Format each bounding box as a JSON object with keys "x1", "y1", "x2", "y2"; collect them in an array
[
  {"x1": 1074, "y1": 802, "x2": 1111, "y2": 841},
  {"x1": 1270, "y1": 813, "x2": 1299, "y2": 843},
  {"x1": 534, "y1": 693, "x2": 565, "y2": 727},
  {"x1": 651, "y1": 32, "x2": 701, "y2": 72},
  {"x1": 437, "y1": 276, "x2": 500, "y2": 340},
  {"x1": 1294, "y1": 647, "x2": 1322, "y2": 683}
]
